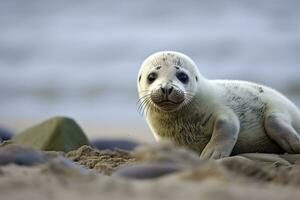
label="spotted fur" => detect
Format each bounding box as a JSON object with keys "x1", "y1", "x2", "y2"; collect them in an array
[{"x1": 138, "y1": 51, "x2": 300, "y2": 157}]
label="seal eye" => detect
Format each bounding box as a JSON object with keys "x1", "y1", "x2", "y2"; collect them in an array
[
  {"x1": 147, "y1": 72, "x2": 157, "y2": 84},
  {"x1": 176, "y1": 71, "x2": 189, "y2": 84}
]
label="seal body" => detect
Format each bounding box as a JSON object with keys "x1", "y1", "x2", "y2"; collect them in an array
[{"x1": 137, "y1": 51, "x2": 300, "y2": 159}]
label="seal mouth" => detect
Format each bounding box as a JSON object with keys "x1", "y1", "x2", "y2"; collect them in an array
[
  {"x1": 148, "y1": 86, "x2": 186, "y2": 112},
  {"x1": 155, "y1": 99, "x2": 184, "y2": 111},
  {"x1": 156, "y1": 100, "x2": 181, "y2": 105}
]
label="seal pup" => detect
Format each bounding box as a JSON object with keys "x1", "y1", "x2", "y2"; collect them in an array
[{"x1": 137, "y1": 51, "x2": 300, "y2": 159}]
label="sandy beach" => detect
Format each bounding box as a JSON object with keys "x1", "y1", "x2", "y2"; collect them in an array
[
  {"x1": 1, "y1": 1, "x2": 300, "y2": 199},
  {"x1": 2, "y1": 142, "x2": 300, "y2": 200}
]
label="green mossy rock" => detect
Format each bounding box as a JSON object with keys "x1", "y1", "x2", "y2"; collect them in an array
[{"x1": 13, "y1": 117, "x2": 89, "y2": 152}]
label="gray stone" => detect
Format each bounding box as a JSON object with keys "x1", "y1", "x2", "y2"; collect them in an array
[
  {"x1": 13, "y1": 116, "x2": 89, "y2": 152},
  {"x1": 115, "y1": 163, "x2": 182, "y2": 179},
  {"x1": 0, "y1": 145, "x2": 49, "y2": 166},
  {"x1": 91, "y1": 139, "x2": 139, "y2": 151}
]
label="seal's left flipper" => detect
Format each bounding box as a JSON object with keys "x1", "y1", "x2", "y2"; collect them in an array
[
  {"x1": 265, "y1": 113, "x2": 300, "y2": 153},
  {"x1": 200, "y1": 114, "x2": 240, "y2": 160}
]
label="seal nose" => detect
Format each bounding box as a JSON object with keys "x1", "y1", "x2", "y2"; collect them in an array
[
  {"x1": 161, "y1": 85, "x2": 174, "y2": 95},
  {"x1": 167, "y1": 86, "x2": 173, "y2": 95}
]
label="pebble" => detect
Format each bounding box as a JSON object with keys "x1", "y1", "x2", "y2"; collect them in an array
[
  {"x1": 91, "y1": 139, "x2": 139, "y2": 151},
  {"x1": 0, "y1": 145, "x2": 48, "y2": 166},
  {"x1": 0, "y1": 127, "x2": 13, "y2": 141},
  {"x1": 115, "y1": 163, "x2": 182, "y2": 179}
]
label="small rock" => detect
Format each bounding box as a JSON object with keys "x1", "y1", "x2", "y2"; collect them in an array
[
  {"x1": 0, "y1": 145, "x2": 49, "y2": 166},
  {"x1": 13, "y1": 116, "x2": 89, "y2": 152},
  {"x1": 0, "y1": 127, "x2": 13, "y2": 141},
  {"x1": 115, "y1": 163, "x2": 182, "y2": 179},
  {"x1": 91, "y1": 139, "x2": 139, "y2": 151},
  {"x1": 0, "y1": 144, "x2": 94, "y2": 176}
]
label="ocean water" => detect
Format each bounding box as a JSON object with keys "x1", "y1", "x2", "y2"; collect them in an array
[{"x1": 0, "y1": 0, "x2": 300, "y2": 138}]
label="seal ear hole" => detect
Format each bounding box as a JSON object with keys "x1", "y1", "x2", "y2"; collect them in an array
[
  {"x1": 195, "y1": 76, "x2": 198, "y2": 82},
  {"x1": 138, "y1": 75, "x2": 142, "y2": 82}
]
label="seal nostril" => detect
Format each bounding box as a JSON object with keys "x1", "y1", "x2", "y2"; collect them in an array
[
  {"x1": 168, "y1": 87, "x2": 173, "y2": 95},
  {"x1": 161, "y1": 87, "x2": 166, "y2": 94}
]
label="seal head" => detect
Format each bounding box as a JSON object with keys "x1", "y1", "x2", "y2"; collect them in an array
[{"x1": 137, "y1": 51, "x2": 204, "y2": 112}]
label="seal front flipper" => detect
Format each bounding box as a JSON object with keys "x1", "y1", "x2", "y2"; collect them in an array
[{"x1": 200, "y1": 113, "x2": 240, "y2": 160}]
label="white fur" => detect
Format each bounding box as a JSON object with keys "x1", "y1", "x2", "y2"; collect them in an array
[{"x1": 138, "y1": 51, "x2": 300, "y2": 158}]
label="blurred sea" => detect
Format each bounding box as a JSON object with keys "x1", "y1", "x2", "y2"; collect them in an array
[{"x1": 0, "y1": 0, "x2": 300, "y2": 140}]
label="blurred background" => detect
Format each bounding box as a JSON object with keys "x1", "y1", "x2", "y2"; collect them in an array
[{"x1": 0, "y1": 0, "x2": 300, "y2": 142}]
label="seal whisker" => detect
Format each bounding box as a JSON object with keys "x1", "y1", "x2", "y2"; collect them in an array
[
  {"x1": 137, "y1": 97, "x2": 150, "y2": 113},
  {"x1": 139, "y1": 101, "x2": 148, "y2": 115},
  {"x1": 139, "y1": 98, "x2": 152, "y2": 115},
  {"x1": 141, "y1": 96, "x2": 157, "y2": 116},
  {"x1": 137, "y1": 94, "x2": 152, "y2": 115},
  {"x1": 144, "y1": 99, "x2": 154, "y2": 116},
  {"x1": 137, "y1": 100, "x2": 148, "y2": 115},
  {"x1": 137, "y1": 94, "x2": 151, "y2": 105}
]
